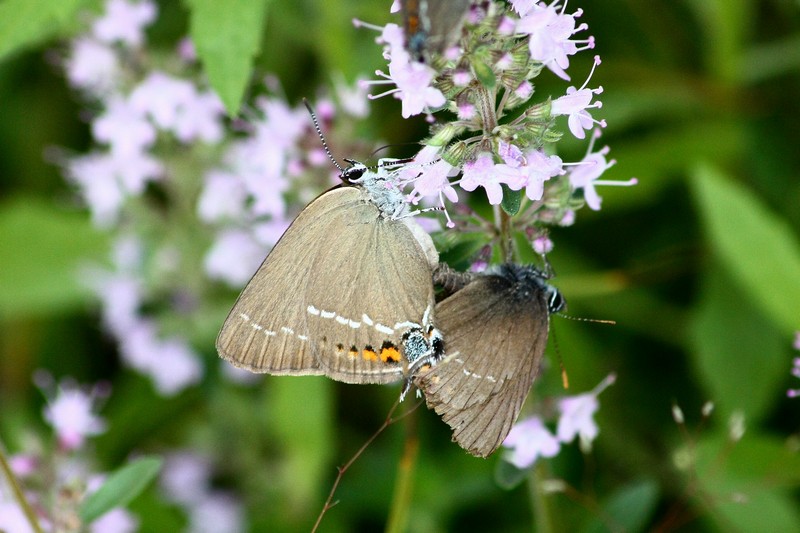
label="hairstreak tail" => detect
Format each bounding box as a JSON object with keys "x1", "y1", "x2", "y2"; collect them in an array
[{"x1": 414, "y1": 262, "x2": 565, "y2": 457}]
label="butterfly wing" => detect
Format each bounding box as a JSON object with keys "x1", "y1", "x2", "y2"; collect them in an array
[
  {"x1": 424, "y1": 0, "x2": 471, "y2": 53},
  {"x1": 415, "y1": 272, "x2": 550, "y2": 457},
  {"x1": 403, "y1": 0, "x2": 471, "y2": 59},
  {"x1": 304, "y1": 195, "x2": 437, "y2": 384},
  {"x1": 216, "y1": 187, "x2": 355, "y2": 375},
  {"x1": 217, "y1": 186, "x2": 437, "y2": 384}
]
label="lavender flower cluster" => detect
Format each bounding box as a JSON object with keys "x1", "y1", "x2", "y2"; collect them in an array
[{"x1": 359, "y1": 0, "x2": 635, "y2": 233}]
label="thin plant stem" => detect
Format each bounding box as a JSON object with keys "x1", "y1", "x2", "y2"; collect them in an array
[
  {"x1": 528, "y1": 461, "x2": 554, "y2": 533},
  {"x1": 0, "y1": 440, "x2": 43, "y2": 533},
  {"x1": 311, "y1": 398, "x2": 424, "y2": 532}
]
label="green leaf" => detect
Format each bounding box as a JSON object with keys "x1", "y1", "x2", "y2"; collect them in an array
[
  {"x1": 691, "y1": 164, "x2": 800, "y2": 335},
  {"x1": 500, "y1": 186, "x2": 521, "y2": 216},
  {"x1": 473, "y1": 59, "x2": 496, "y2": 89},
  {"x1": 690, "y1": 266, "x2": 786, "y2": 422},
  {"x1": 79, "y1": 456, "x2": 163, "y2": 523},
  {"x1": 581, "y1": 479, "x2": 660, "y2": 533},
  {"x1": 0, "y1": 0, "x2": 89, "y2": 62},
  {"x1": 0, "y1": 197, "x2": 109, "y2": 316},
  {"x1": 694, "y1": 433, "x2": 800, "y2": 532},
  {"x1": 493, "y1": 458, "x2": 527, "y2": 490},
  {"x1": 185, "y1": 0, "x2": 271, "y2": 115}
]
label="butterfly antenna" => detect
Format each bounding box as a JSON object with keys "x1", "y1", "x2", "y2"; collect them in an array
[
  {"x1": 549, "y1": 325, "x2": 570, "y2": 390},
  {"x1": 303, "y1": 98, "x2": 345, "y2": 172},
  {"x1": 557, "y1": 314, "x2": 616, "y2": 326}
]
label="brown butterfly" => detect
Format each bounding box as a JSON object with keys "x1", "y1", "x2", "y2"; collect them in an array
[{"x1": 415, "y1": 263, "x2": 565, "y2": 457}]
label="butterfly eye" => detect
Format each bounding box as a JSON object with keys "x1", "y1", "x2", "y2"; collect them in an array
[{"x1": 548, "y1": 288, "x2": 566, "y2": 314}]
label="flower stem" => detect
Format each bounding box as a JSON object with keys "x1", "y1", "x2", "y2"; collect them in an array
[
  {"x1": 500, "y1": 208, "x2": 513, "y2": 263},
  {"x1": 0, "y1": 440, "x2": 43, "y2": 533},
  {"x1": 528, "y1": 461, "x2": 554, "y2": 533},
  {"x1": 385, "y1": 409, "x2": 419, "y2": 533},
  {"x1": 476, "y1": 85, "x2": 498, "y2": 133}
]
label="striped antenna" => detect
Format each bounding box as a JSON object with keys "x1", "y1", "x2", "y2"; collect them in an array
[{"x1": 302, "y1": 98, "x2": 345, "y2": 172}]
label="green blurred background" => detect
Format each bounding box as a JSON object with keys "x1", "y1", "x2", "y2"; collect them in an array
[{"x1": 1, "y1": 0, "x2": 800, "y2": 531}]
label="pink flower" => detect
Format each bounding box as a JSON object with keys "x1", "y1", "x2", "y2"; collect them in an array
[
  {"x1": 334, "y1": 74, "x2": 369, "y2": 118},
  {"x1": 9, "y1": 454, "x2": 38, "y2": 478},
  {"x1": 406, "y1": 147, "x2": 459, "y2": 203},
  {"x1": 363, "y1": 51, "x2": 445, "y2": 118},
  {"x1": 197, "y1": 170, "x2": 248, "y2": 223},
  {"x1": 0, "y1": 502, "x2": 35, "y2": 533},
  {"x1": 93, "y1": 273, "x2": 143, "y2": 334},
  {"x1": 161, "y1": 452, "x2": 211, "y2": 506},
  {"x1": 120, "y1": 320, "x2": 203, "y2": 396},
  {"x1": 67, "y1": 151, "x2": 163, "y2": 225},
  {"x1": 567, "y1": 141, "x2": 616, "y2": 211},
  {"x1": 204, "y1": 229, "x2": 266, "y2": 287},
  {"x1": 90, "y1": 508, "x2": 138, "y2": 533},
  {"x1": 518, "y1": 149, "x2": 564, "y2": 201},
  {"x1": 515, "y1": 1, "x2": 593, "y2": 81},
  {"x1": 557, "y1": 373, "x2": 616, "y2": 445},
  {"x1": 151, "y1": 339, "x2": 203, "y2": 395},
  {"x1": 92, "y1": 0, "x2": 157, "y2": 47},
  {"x1": 222, "y1": 97, "x2": 304, "y2": 218},
  {"x1": 129, "y1": 72, "x2": 195, "y2": 130},
  {"x1": 253, "y1": 219, "x2": 292, "y2": 247},
  {"x1": 177, "y1": 37, "x2": 197, "y2": 62},
  {"x1": 550, "y1": 56, "x2": 605, "y2": 139},
  {"x1": 411, "y1": 160, "x2": 460, "y2": 203},
  {"x1": 67, "y1": 154, "x2": 126, "y2": 226},
  {"x1": 92, "y1": 96, "x2": 156, "y2": 156},
  {"x1": 557, "y1": 393, "x2": 599, "y2": 443},
  {"x1": 459, "y1": 153, "x2": 509, "y2": 205},
  {"x1": 173, "y1": 90, "x2": 225, "y2": 143},
  {"x1": 64, "y1": 38, "x2": 119, "y2": 95},
  {"x1": 188, "y1": 493, "x2": 245, "y2": 533},
  {"x1": 503, "y1": 415, "x2": 561, "y2": 469},
  {"x1": 510, "y1": 0, "x2": 538, "y2": 16},
  {"x1": 130, "y1": 72, "x2": 227, "y2": 144},
  {"x1": 44, "y1": 384, "x2": 106, "y2": 450},
  {"x1": 388, "y1": 55, "x2": 446, "y2": 118},
  {"x1": 533, "y1": 235, "x2": 553, "y2": 254}
]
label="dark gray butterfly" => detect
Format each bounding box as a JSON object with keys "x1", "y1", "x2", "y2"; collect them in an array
[
  {"x1": 402, "y1": 0, "x2": 473, "y2": 61},
  {"x1": 414, "y1": 263, "x2": 565, "y2": 457},
  {"x1": 216, "y1": 160, "x2": 444, "y2": 386}
]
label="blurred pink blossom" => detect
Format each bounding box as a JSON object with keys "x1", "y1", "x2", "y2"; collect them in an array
[
  {"x1": 92, "y1": 0, "x2": 157, "y2": 47},
  {"x1": 557, "y1": 373, "x2": 616, "y2": 445},
  {"x1": 43, "y1": 384, "x2": 106, "y2": 450},
  {"x1": 503, "y1": 415, "x2": 561, "y2": 469},
  {"x1": 204, "y1": 230, "x2": 266, "y2": 287},
  {"x1": 64, "y1": 38, "x2": 119, "y2": 95}
]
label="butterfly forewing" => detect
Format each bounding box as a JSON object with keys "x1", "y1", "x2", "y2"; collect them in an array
[{"x1": 215, "y1": 189, "x2": 357, "y2": 374}]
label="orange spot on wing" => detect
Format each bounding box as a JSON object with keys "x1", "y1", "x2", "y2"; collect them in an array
[
  {"x1": 380, "y1": 346, "x2": 401, "y2": 363},
  {"x1": 362, "y1": 348, "x2": 378, "y2": 361}
]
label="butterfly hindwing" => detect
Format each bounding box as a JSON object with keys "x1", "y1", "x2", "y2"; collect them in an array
[{"x1": 416, "y1": 265, "x2": 552, "y2": 457}]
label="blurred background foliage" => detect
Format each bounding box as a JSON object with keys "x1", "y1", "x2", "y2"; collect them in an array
[{"x1": 1, "y1": 0, "x2": 800, "y2": 531}]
